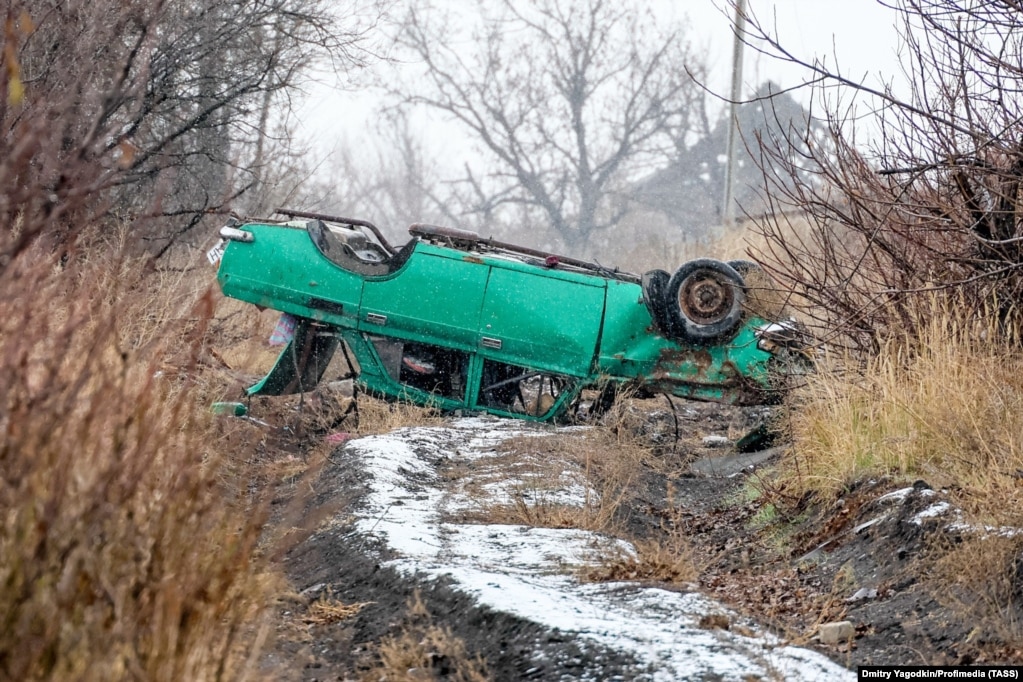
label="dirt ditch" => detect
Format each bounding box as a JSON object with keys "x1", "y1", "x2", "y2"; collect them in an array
[{"x1": 249, "y1": 397, "x2": 1006, "y2": 680}]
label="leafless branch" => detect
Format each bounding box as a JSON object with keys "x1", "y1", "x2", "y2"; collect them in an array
[{"x1": 387, "y1": 0, "x2": 705, "y2": 249}]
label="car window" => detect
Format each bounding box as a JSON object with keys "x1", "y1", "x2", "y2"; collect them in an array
[
  {"x1": 369, "y1": 337, "x2": 469, "y2": 402},
  {"x1": 307, "y1": 219, "x2": 394, "y2": 276},
  {"x1": 477, "y1": 359, "x2": 569, "y2": 417}
]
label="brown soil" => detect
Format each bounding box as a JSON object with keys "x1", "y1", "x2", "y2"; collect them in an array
[{"x1": 248, "y1": 396, "x2": 1003, "y2": 680}]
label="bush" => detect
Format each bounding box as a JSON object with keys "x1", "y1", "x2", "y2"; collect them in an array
[
  {"x1": 780, "y1": 298, "x2": 1023, "y2": 515},
  {"x1": 0, "y1": 240, "x2": 273, "y2": 681},
  {"x1": 746, "y1": 2, "x2": 1023, "y2": 353}
]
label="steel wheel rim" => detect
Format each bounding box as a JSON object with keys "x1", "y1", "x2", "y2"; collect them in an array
[{"x1": 678, "y1": 271, "x2": 735, "y2": 325}]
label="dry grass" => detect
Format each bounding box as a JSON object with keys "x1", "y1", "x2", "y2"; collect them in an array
[
  {"x1": 585, "y1": 536, "x2": 698, "y2": 585},
  {"x1": 303, "y1": 591, "x2": 371, "y2": 626},
  {"x1": 772, "y1": 295, "x2": 1023, "y2": 642},
  {"x1": 454, "y1": 406, "x2": 653, "y2": 535},
  {"x1": 451, "y1": 432, "x2": 614, "y2": 532},
  {"x1": 459, "y1": 498, "x2": 592, "y2": 530},
  {"x1": 779, "y1": 300, "x2": 1023, "y2": 515},
  {"x1": 584, "y1": 483, "x2": 698, "y2": 585},
  {"x1": 447, "y1": 395, "x2": 702, "y2": 585},
  {"x1": 362, "y1": 593, "x2": 490, "y2": 682},
  {"x1": 352, "y1": 395, "x2": 444, "y2": 436},
  {"x1": 749, "y1": 215, "x2": 1023, "y2": 649},
  {"x1": 0, "y1": 239, "x2": 279, "y2": 681},
  {"x1": 206, "y1": 298, "x2": 287, "y2": 378}
]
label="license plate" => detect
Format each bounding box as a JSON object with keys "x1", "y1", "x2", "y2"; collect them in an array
[{"x1": 206, "y1": 239, "x2": 226, "y2": 265}]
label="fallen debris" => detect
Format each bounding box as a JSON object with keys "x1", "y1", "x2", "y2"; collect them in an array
[{"x1": 819, "y1": 621, "x2": 855, "y2": 646}]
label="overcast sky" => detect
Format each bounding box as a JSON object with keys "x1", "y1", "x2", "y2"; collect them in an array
[
  {"x1": 295, "y1": 0, "x2": 904, "y2": 173},
  {"x1": 646, "y1": 0, "x2": 904, "y2": 100}
]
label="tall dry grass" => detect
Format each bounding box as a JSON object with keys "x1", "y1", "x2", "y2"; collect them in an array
[
  {"x1": 0, "y1": 237, "x2": 275, "y2": 681},
  {"x1": 931, "y1": 533, "x2": 1023, "y2": 646},
  {"x1": 350, "y1": 395, "x2": 444, "y2": 436},
  {"x1": 780, "y1": 297, "x2": 1023, "y2": 516}
]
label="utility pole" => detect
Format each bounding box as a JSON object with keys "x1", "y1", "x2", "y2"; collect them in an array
[{"x1": 722, "y1": 0, "x2": 746, "y2": 227}]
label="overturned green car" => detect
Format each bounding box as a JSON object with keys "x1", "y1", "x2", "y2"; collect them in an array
[{"x1": 211, "y1": 209, "x2": 803, "y2": 422}]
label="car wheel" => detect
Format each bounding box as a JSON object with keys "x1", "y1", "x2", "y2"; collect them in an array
[
  {"x1": 665, "y1": 258, "x2": 746, "y2": 343},
  {"x1": 641, "y1": 269, "x2": 673, "y2": 335},
  {"x1": 726, "y1": 259, "x2": 761, "y2": 279}
]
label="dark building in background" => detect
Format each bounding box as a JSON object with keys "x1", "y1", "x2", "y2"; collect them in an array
[{"x1": 634, "y1": 82, "x2": 822, "y2": 239}]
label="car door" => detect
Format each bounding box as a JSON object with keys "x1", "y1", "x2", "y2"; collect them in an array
[
  {"x1": 358, "y1": 246, "x2": 489, "y2": 350},
  {"x1": 219, "y1": 222, "x2": 364, "y2": 328},
  {"x1": 478, "y1": 262, "x2": 605, "y2": 377}
]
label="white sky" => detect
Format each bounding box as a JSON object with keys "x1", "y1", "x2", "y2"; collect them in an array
[
  {"x1": 294, "y1": 0, "x2": 904, "y2": 175},
  {"x1": 697, "y1": 0, "x2": 904, "y2": 97}
]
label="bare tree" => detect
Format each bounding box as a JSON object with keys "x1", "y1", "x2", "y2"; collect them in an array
[
  {"x1": 390, "y1": 0, "x2": 705, "y2": 250},
  {"x1": 298, "y1": 110, "x2": 462, "y2": 244},
  {"x1": 124, "y1": 0, "x2": 371, "y2": 253},
  {"x1": 2, "y1": 0, "x2": 368, "y2": 263},
  {"x1": 739, "y1": 1, "x2": 1023, "y2": 350}
]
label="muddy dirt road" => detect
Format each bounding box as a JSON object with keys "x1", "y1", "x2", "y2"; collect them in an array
[{"x1": 259, "y1": 401, "x2": 988, "y2": 680}]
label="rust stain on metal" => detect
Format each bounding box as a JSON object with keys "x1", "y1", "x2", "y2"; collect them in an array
[
  {"x1": 656, "y1": 347, "x2": 713, "y2": 369},
  {"x1": 463, "y1": 255, "x2": 484, "y2": 265},
  {"x1": 720, "y1": 360, "x2": 773, "y2": 405},
  {"x1": 644, "y1": 354, "x2": 771, "y2": 405}
]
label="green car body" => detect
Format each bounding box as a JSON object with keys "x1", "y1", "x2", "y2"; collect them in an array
[{"x1": 214, "y1": 213, "x2": 794, "y2": 422}]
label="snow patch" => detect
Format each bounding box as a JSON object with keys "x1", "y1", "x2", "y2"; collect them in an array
[
  {"x1": 876, "y1": 486, "x2": 936, "y2": 505},
  {"x1": 346, "y1": 417, "x2": 854, "y2": 681},
  {"x1": 913, "y1": 501, "x2": 951, "y2": 525}
]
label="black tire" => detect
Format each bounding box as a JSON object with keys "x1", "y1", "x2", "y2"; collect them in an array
[
  {"x1": 665, "y1": 258, "x2": 746, "y2": 343},
  {"x1": 726, "y1": 259, "x2": 761, "y2": 279},
  {"x1": 641, "y1": 269, "x2": 673, "y2": 335}
]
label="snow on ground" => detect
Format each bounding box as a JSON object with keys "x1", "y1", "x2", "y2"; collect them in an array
[{"x1": 347, "y1": 416, "x2": 854, "y2": 681}]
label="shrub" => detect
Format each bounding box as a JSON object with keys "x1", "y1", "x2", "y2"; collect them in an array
[
  {"x1": 780, "y1": 298, "x2": 1023, "y2": 514},
  {"x1": 0, "y1": 241, "x2": 273, "y2": 681}
]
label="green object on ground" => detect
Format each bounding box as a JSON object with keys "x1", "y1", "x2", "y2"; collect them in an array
[
  {"x1": 214, "y1": 213, "x2": 806, "y2": 422},
  {"x1": 211, "y1": 401, "x2": 248, "y2": 417}
]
